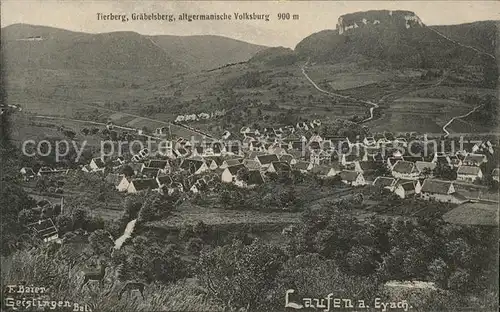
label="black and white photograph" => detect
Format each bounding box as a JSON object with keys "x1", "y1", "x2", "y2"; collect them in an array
[{"x1": 0, "y1": 1, "x2": 499, "y2": 311}]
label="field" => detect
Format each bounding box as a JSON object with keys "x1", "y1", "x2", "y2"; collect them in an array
[
  {"x1": 442, "y1": 202, "x2": 499, "y2": 226},
  {"x1": 367, "y1": 96, "x2": 474, "y2": 133}
]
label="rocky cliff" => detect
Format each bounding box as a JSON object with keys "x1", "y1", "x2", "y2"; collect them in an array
[{"x1": 336, "y1": 10, "x2": 424, "y2": 35}]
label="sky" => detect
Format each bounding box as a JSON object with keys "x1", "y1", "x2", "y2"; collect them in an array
[{"x1": 2, "y1": 1, "x2": 499, "y2": 47}]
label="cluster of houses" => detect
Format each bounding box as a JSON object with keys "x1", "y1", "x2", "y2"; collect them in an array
[
  {"x1": 173, "y1": 110, "x2": 226, "y2": 123},
  {"x1": 19, "y1": 130, "x2": 499, "y2": 213}
]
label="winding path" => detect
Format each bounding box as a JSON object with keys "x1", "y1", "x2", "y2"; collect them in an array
[
  {"x1": 301, "y1": 60, "x2": 380, "y2": 123},
  {"x1": 428, "y1": 27, "x2": 496, "y2": 60},
  {"x1": 442, "y1": 105, "x2": 483, "y2": 138},
  {"x1": 114, "y1": 219, "x2": 137, "y2": 250}
]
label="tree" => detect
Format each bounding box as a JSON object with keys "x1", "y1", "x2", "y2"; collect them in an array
[
  {"x1": 88, "y1": 229, "x2": 114, "y2": 257},
  {"x1": 196, "y1": 239, "x2": 286, "y2": 310},
  {"x1": 122, "y1": 165, "x2": 135, "y2": 177}
]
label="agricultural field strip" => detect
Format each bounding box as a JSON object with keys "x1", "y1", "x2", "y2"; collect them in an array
[
  {"x1": 300, "y1": 60, "x2": 380, "y2": 123},
  {"x1": 442, "y1": 104, "x2": 484, "y2": 137}
]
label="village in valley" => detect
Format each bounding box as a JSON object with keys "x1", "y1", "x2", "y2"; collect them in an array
[
  {"x1": 19, "y1": 116, "x2": 500, "y2": 243},
  {"x1": 1, "y1": 3, "x2": 499, "y2": 312}
]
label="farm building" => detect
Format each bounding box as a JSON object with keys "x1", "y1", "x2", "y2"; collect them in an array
[
  {"x1": 311, "y1": 165, "x2": 339, "y2": 178},
  {"x1": 419, "y1": 179, "x2": 468, "y2": 204},
  {"x1": 391, "y1": 160, "x2": 419, "y2": 180},
  {"x1": 340, "y1": 171, "x2": 366, "y2": 186},
  {"x1": 415, "y1": 161, "x2": 436, "y2": 176},
  {"x1": 267, "y1": 162, "x2": 292, "y2": 174},
  {"x1": 256, "y1": 154, "x2": 280, "y2": 168},
  {"x1": 89, "y1": 158, "x2": 106, "y2": 172},
  {"x1": 293, "y1": 161, "x2": 313, "y2": 173},
  {"x1": 372, "y1": 176, "x2": 396, "y2": 191},
  {"x1": 462, "y1": 153, "x2": 488, "y2": 167},
  {"x1": 180, "y1": 159, "x2": 209, "y2": 175},
  {"x1": 393, "y1": 179, "x2": 420, "y2": 199},
  {"x1": 26, "y1": 219, "x2": 58, "y2": 243},
  {"x1": 220, "y1": 158, "x2": 244, "y2": 169},
  {"x1": 221, "y1": 164, "x2": 246, "y2": 183},
  {"x1": 127, "y1": 179, "x2": 160, "y2": 194},
  {"x1": 456, "y1": 166, "x2": 483, "y2": 183}
]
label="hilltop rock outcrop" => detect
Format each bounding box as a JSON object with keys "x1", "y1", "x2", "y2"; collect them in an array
[{"x1": 336, "y1": 10, "x2": 424, "y2": 35}]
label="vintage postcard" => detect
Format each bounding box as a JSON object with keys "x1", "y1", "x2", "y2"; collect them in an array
[{"x1": 0, "y1": 1, "x2": 498, "y2": 311}]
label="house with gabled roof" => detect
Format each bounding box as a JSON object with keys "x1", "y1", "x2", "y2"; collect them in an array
[
  {"x1": 372, "y1": 176, "x2": 397, "y2": 191},
  {"x1": 127, "y1": 178, "x2": 160, "y2": 194},
  {"x1": 267, "y1": 162, "x2": 292, "y2": 174},
  {"x1": 462, "y1": 153, "x2": 488, "y2": 167},
  {"x1": 140, "y1": 167, "x2": 161, "y2": 179},
  {"x1": 205, "y1": 156, "x2": 224, "y2": 170},
  {"x1": 246, "y1": 170, "x2": 265, "y2": 188},
  {"x1": 224, "y1": 142, "x2": 242, "y2": 156},
  {"x1": 105, "y1": 173, "x2": 123, "y2": 188},
  {"x1": 190, "y1": 178, "x2": 209, "y2": 193},
  {"x1": 340, "y1": 171, "x2": 366, "y2": 186},
  {"x1": 278, "y1": 154, "x2": 296, "y2": 165},
  {"x1": 456, "y1": 166, "x2": 483, "y2": 183},
  {"x1": 354, "y1": 161, "x2": 379, "y2": 175},
  {"x1": 221, "y1": 164, "x2": 246, "y2": 183},
  {"x1": 116, "y1": 176, "x2": 132, "y2": 192},
  {"x1": 256, "y1": 154, "x2": 280, "y2": 168},
  {"x1": 243, "y1": 159, "x2": 261, "y2": 171},
  {"x1": 89, "y1": 157, "x2": 106, "y2": 172},
  {"x1": 393, "y1": 179, "x2": 420, "y2": 199},
  {"x1": 180, "y1": 159, "x2": 209, "y2": 175},
  {"x1": 293, "y1": 161, "x2": 313, "y2": 173},
  {"x1": 391, "y1": 160, "x2": 419, "y2": 180},
  {"x1": 415, "y1": 161, "x2": 436, "y2": 177},
  {"x1": 311, "y1": 165, "x2": 339, "y2": 178},
  {"x1": 220, "y1": 158, "x2": 243, "y2": 169},
  {"x1": 145, "y1": 159, "x2": 170, "y2": 173},
  {"x1": 453, "y1": 181, "x2": 487, "y2": 201},
  {"x1": 26, "y1": 219, "x2": 58, "y2": 243},
  {"x1": 419, "y1": 179, "x2": 468, "y2": 204}
]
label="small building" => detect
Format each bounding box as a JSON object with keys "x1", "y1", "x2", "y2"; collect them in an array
[
  {"x1": 267, "y1": 161, "x2": 292, "y2": 174},
  {"x1": 340, "y1": 171, "x2": 366, "y2": 186},
  {"x1": 256, "y1": 154, "x2": 280, "y2": 168},
  {"x1": 415, "y1": 161, "x2": 436, "y2": 177},
  {"x1": 278, "y1": 154, "x2": 296, "y2": 165},
  {"x1": 145, "y1": 159, "x2": 170, "y2": 174},
  {"x1": 419, "y1": 179, "x2": 468, "y2": 204},
  {"x1": 116, "y1": 176, "x2": 132, "y2": 192},
  {"x1": 456, "y1": 166, "x2": 483, "y2": 183},
  {"x1": 245, "y1": 170, "x2": 265, "y2": 188},
  {"x1": 243, "y1": 159, "x2": 261, "y2": 171},
  {"x1": 140, "y1": 167, "x2": 161, "y2": 179},
  {"x1": 127, "y1": 179, "x2": 160, "y2": 194},
  {"x1": 156, "y1": 175, "x2": 173, "y2": 188},
  {"x1": 89, "y1": 157, "x2": 106, "y2": 172},
  {"x1": 221, "y1": 164, "x2": 246, "y2": 183},
  {"x1": 26, "y1": 219, "x2": 58, "y2": 243},
  {"x1": 311, "y1": 165, "x2": 339, "y2": 178},
  {"x1": 180, "y1": 159, "x2": 209, "y2": 175},
  {"x1": 393, "y1": 180, "x2": 419, "y2": 199},
  {"x1": 220, "y1": 158, "x2": 243, "y2": 169},
  {"x1": 354, "y1": 161, "x2": 379, "y2": 175},
  {"x1": 293, "y1": 161, "x2": 313, "y2": 173},
  {"x1": 391, "y1": 160, "x2": 419, "y2": 180},
  {"x1": 205, "y1": 156, "x2": 224, "y2": 170},
  {"x1": 372, "y1": 176, "x2": 397, "y2": 191}
]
